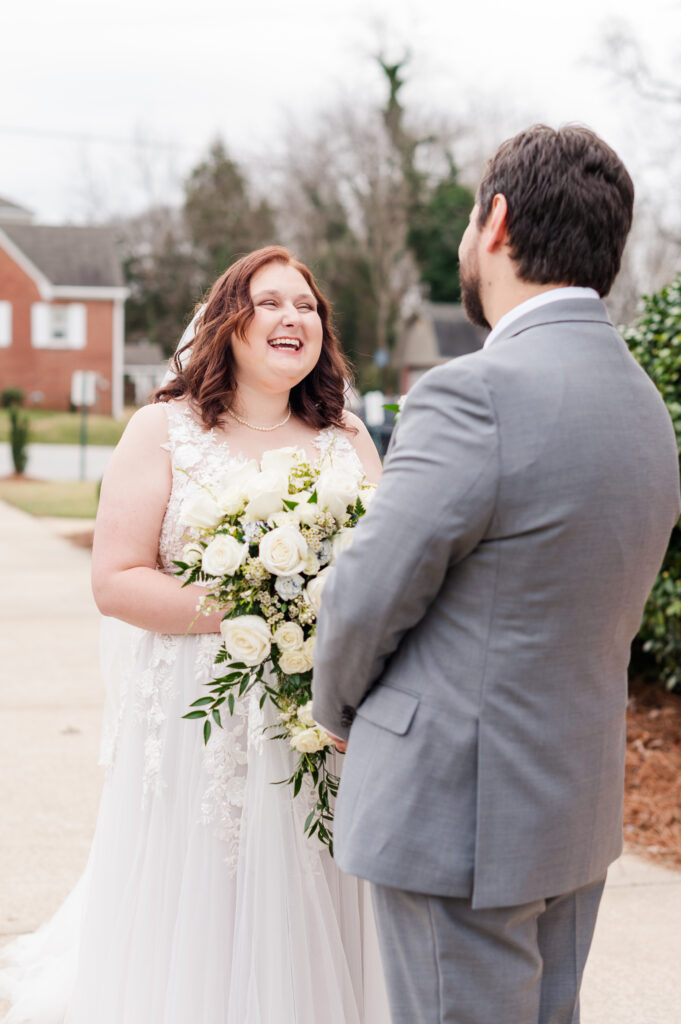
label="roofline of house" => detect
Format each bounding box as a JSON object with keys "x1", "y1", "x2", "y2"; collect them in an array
[
  {"x1": 0, "y1": 226, "x2": 52, "y2": 298},
  {"x1": 0, "y1": 227, "x2": 128, "y2": 300},
  {"x1": 51, "y1": 285, "x2": 130, "y2": 301}
]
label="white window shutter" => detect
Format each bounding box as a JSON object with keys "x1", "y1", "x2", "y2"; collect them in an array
[
  {"x1": 0, "y1": 301, "x2": 11, "y2": 347},
  {"x1": 31, "y1": 302, "x2": 51, "y2": 348},
  {"x1": 67, "y1": 304, "x2": 87, "y2": 349}
]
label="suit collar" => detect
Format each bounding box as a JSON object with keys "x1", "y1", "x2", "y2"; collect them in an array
[{"x1": 484, "y1": 297, "x2": 614, "y2": 350}]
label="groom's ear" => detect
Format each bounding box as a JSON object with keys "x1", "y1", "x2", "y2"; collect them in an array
[{"x1": 483, "y1": 193, "x2": 509, "y2": 253}]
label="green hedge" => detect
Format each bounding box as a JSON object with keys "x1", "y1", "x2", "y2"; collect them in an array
[{"x1": 624, "y1": 275, "x2": 681, "y2": 689}]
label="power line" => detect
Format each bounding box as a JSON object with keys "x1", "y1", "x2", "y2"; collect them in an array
[{"x1": 0, "y1": 124, "x2": 196, "y2": 151}]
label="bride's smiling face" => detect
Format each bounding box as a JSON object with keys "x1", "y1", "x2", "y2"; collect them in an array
[{"x1": 231, "y1": 261, "x2": 324, "y2": 393}]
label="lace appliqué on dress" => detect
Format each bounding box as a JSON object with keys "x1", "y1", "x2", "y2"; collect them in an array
[{"x1": 313, "y1": 427, "x2": 364, "y2": 474}]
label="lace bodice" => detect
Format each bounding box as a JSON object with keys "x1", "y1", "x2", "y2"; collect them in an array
[{"x1": 158, "y1": 402, "x2": 363, "y2": 569}]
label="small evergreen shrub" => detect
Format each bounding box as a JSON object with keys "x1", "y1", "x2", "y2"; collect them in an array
[
  {"x1": 624, "y1": 275, "x2": 681, "y2": 689},
  {"x1": 9, "y1": 406, "x2": 29, "y2": 475},
  {"x1": 1, "y1": 387, "x2": 24, "y2": 408}
]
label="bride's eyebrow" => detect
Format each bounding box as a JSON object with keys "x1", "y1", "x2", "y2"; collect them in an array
[{"x1": 252, "y1": 290, "x2": 317, "y2": 303}]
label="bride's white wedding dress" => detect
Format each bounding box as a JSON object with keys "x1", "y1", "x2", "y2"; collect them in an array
[{"x1": 0, "y1": 404, "x2": 390, "y2": 1024}]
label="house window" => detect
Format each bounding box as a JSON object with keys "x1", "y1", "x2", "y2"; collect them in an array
[
  {"x1": 0, "y1": 301, "x2": 11, "y2": 347},
  {"x1": 31, "y1": 303, "x2": 86, "y2": 350}
]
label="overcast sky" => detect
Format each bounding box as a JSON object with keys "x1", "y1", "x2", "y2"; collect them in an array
[{"x1": 2, "y1": 0, "x2": 680, "y2": 223}]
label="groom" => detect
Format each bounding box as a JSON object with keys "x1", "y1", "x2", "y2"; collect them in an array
[{"x1": 312, "y1": 124, "x2": 680, "y2": 1023}]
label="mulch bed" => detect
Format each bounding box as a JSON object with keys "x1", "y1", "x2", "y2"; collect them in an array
[{"x1": 624, "y1": 679, "x2": 681, "y2": 868}]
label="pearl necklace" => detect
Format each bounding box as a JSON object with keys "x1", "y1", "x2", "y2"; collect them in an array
[{"x1": 226, "y1": 405, "x2": 292, "y2": 432}]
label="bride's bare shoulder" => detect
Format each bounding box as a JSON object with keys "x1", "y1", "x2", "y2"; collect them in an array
[
  {"x1": 117, "y1": 401, "x2": 173, "y2": 448},
  {"x1": 340, "y1": 410, "x2": 383, "y2": 482}
]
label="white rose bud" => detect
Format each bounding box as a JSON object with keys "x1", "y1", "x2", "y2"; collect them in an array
[
  {"x1": 268, "y1": 510, "x2": 299, "y2": 530},
  {"x1": 259, "y1": 526, "x2": 308, "y2": 577},
  {"x1": 201, "y1": 535, "x2": 247, "y2": 576},
  {"x1": 303, "y1": 549, "x2": 321, "y2": 575},
  {"x1": 317, "y1": 465, "x2": 361, "y2": 521},
  {"x1": 279, "y1": 647, "x2": 314, "y2": 674},
  {"x1": 290, "y1": 727, "x2": 328, "y2": 754},
  {"x1": 260, "y1": 447, "x2": 305, "y2": 477},
  {"x1": 216, "y1": 460, "x2": 260, "y2": 515},
  {"x1": 304, "y1": 566, "x2": 333, "y2": 615},
  {"x1": 273, "y1": 621, "x2": 305, "y2": 652},
  {"x1": 220, "y1": 615, "x2": 271, "y2": 667},
  {"x1": 218, "y1": 459, "x2": 260, "y2": 491},
  {"x1": 297, "y1": 700, "x2": 316, "y2": 728},
  {"x1": 331, "y1": 528, "x2": 355, "y2": 562},
  {"x1": 289, "y1": 490, "x2": 319, "y2": 527},
  {"x1": 182, "y1": 541, "x2": 204, "y2": 565},
  {"x1": 180, "y1": 490, "x2": 223, "y2": 529},
  {"x1": 244, "y1": 471, "x2": 289, "y2": 522}
]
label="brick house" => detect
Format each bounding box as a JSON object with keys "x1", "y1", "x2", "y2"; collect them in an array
[{"x1": 0, "y1": 197, "x2": 128, "y2": 416}]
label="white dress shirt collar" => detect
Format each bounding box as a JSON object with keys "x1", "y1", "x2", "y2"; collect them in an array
[{"x1": 483, "y1": 287, "x2": 600, "y2": 350}]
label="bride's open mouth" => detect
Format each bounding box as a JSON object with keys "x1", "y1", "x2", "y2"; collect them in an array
[{"x1": 268, "y1": 336, "x2": 303, "y2": 352}]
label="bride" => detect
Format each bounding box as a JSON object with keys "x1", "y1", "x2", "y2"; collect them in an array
[{"x1": 0, "y1": 246, "x2": 389, "y2": 1023}]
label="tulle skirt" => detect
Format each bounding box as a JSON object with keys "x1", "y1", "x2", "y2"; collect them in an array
[{"x1": 0, "y1": 620, "x2": 390, "y2": 1023}]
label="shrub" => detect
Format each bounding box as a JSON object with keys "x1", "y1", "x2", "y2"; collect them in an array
[
  {"x1": 9, "y1": 405, "x2": 29, "y2": 475},
  {"x1": 624, "y1": 275, "x2": 681, "y2": 689},
  {"x1": 1, "y1": 387, "x2": 24, "y2": 408}
]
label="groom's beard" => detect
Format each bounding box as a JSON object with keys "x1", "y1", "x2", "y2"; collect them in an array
[{"x1": 460, "y1": 258, "x2": 491, "y2": 330}]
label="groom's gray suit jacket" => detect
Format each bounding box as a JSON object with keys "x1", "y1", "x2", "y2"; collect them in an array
[{"x1": 312, "y1": 298, "x2": 680, "y2": 910}]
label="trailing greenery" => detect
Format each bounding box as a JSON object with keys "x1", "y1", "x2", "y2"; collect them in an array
[
  {"x1": 624, "y1": 275, "x2": 681, "y2": 689},
  {"x1": 9, "y1": 405, "x2": 29, "y2": 475}
]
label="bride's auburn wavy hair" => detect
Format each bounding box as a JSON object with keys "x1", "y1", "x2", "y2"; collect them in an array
[{"x1": 154, "y1": 246, "x2": 353, "y2": 431}]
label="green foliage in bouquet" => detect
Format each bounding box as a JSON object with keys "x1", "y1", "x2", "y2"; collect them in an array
[
  {"x1": 174, "y1": 446, "x2": 375, "y2": 852},
  {"x1": 624, "y1": 275, "x2": 681, "y2": 689}
]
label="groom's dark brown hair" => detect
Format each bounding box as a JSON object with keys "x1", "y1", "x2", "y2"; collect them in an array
[{"x1": 477, "y1": 124, "x2": 634, "y2": 297}]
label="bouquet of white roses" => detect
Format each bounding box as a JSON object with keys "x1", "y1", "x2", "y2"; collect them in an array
[{"x1": 175, "y1": 444, "x2": 375, "y2": 853}]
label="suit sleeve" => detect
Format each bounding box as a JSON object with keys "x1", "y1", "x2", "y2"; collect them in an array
[{"x1": 311, "y1": 360, "x2": 499, "y2": 739}]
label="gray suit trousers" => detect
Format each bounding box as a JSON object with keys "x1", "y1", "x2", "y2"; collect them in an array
[{"x1": 371, "y1": 877, "x2": 606, "y2": 1024}]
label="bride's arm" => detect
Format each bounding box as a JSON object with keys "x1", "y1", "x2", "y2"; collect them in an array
[
  {"x1": 341, "y1": 411, "x2": 383, "y2": 483},
  {"x1": 91, "y1": 404, "x2": 223, "y2": 635}
]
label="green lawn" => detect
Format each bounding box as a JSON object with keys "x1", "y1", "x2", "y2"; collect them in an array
[
  {"x1": 0, "y1": 479, "x2": 99, "y2": 518},
  {"x1": 0, "y1": 408, "x2": 131, "y2": 446}
]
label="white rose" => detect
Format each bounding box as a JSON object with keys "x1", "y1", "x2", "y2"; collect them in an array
[
  {"x1": 297, "y1": 700, "x2": 316, "y2": 727},
  {"x1": 332, "y1": 528, "x2": 355, "y2": 562},
  {"x1": 268, "y1": 510, "x2": 299, "y2": 530},
  {"x1": 317, "y1": 465, "x2": 361, "y2": 521},
  {"x1": 244, "y1": 471, "x2": 289, "y2": 522},
  {"x1": 180, "y1": 490, "x2": 223, "y2": 529},
  {"x1": 182, "y1": 541, "x2": 204, "y2": 565},
  {"x1": 302, "y1": 549, "x2": 320, "y2": 575},
  {"x1": 216, "y1": 484, "x2": 248, "y2": 516},
  {"x1": 293, "y1": 491, "x2": 320, "y2": 527},
  {"x1": 290, "y1": 727, "x2": 328, "y2": 754},
  {"x1": 273, "y1": 621, "x2": 305, "y2": 652},
  {"x1": 220, "y1": 615, "x2": 271, "y2": 667},
  {"x1": 219, "y1": 459, "x2": 260, "y2": 490},
  {"x1": 304, "y1": 566, "x2": 333, "y2": 615},
  {"x1": 279, "y1": 647, "x2": 314, "y2": 674},
  {"x1": 260, "y1": 447, "x2": 305, "y2": 477},
  {"x1": 201, "y1": 535, "x2": 247, "y2": 576},
  {"x1": 259, "y1": 526, "x2": 308, "y2": 576}
]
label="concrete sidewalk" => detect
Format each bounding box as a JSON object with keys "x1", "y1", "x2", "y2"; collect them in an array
[{"x1": 0, "y1": 499, "x2": 679, "y2": 1022}]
